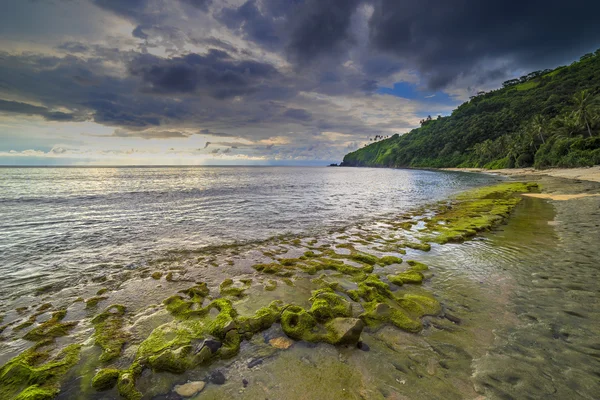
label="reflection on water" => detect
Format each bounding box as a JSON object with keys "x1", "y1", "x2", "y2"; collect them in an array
[{"x1": 0, "y1": 167, "x2": 497, "y2": 300}]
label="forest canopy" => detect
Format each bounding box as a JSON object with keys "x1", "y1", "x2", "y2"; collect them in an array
[{"x1": 342, "y1": 49, "x2": 600, "y2": 169}]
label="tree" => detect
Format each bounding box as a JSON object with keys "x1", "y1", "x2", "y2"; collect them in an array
[
  {"x1": 572, "y1": 89, "x2": 599, "y2": 137},
  {"x1": 531, "y1": 115, "x2": 547, "y2": 144}
]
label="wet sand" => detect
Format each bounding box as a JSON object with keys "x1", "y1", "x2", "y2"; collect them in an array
[{"x1": 440, "y1": 166, "x2": 600, "y2": 183}]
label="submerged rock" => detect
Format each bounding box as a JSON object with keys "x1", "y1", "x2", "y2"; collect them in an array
[
  {"x1": 325, "y1": 318, "x2": 364, "y2": 345},
  {"x1": 269, "y1": 336, "x2": 294, "y2": 349},
  {"x1": 92, "y1": 368, "x2": 120, "y2": 391},
  {"x1": 174, "y1": 381, "x2": 205, "y2": 397},
  {"x1": 208, "y1": 370, "x2": 226, "y2": 384}
]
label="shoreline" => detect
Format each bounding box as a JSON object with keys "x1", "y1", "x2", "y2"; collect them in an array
[{"x1": 439, "y1": 165, "x2": 600, "y2": 183}]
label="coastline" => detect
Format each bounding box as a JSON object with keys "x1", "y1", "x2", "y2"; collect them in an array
[{"x1": 440, "y1": 165, "x2": 600, "y2": 183}]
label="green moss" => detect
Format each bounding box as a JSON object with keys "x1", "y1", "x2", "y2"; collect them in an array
[
  {"x1": 36, "y1": 304, "x2": 52, "y2": 312},
  {"x1": 85, "y1": 296, "x2": 108, "y2": 309},
  {"x1": 426, "y1": 182, "x2": 538, "y2": 244},
  {"x1": 23, "y1": 310, "x2": 77, "y2": 341},
  {"x1": 264, "y1": 280, "x2": 277, "y2": 291},
  {"x1": 303, "y1": 251, "x2": 318, "y2": 258},
  {"x1": 237, "y1": 301, "x2": 282, "y2": 335},
  {"x1": 91, "y1": 305, "x2": 129, "y2": 363},
  {"x1": 96, "y1": 288, "x2": 108, "y2": 296},
  {"x1": 360, "y1": 302, "x2": 422, "y2": 333},
  {"x1": 396, "y1": 221, "x2": 414, "y2": 230},
  {"x1": 396, "y1": 294, "x2": 441, "y2": 317},
  {"x1": 349, "y1": 253, "x2": 379, "y2": 265},
  {"x1": 14, "y1": 385, "x2": 56, "y2": 400},
  {"x1": 279, "y1": 258, "x2": 300, "y2": 266},
  {"x1": 252, "y1": 263, "x2": 295, "y2": 277},
  {"x1": 387, "y1": 270, "x2": 424, "y2": 286},
  {"x1": 404, "y1": 242, "x2": 431, "y2": 251},
  {"x1": 151, "y1": 272, "x2": 163, "y2": 280},
  {"x1": 14, "y1": 317, "x2": 36, "y2": 332},
  {"x1": 379, "y1": 256, "x2": 403, "y2": 266},
  {"x1": 282, "y1": 278, "x2": 295, "y2": 287},
  {"x1": 357, "y1": 274, "x2": 393, "y2": 301},
  {"x1": 308, "y1": 288, "x2": 352, "y2": 322},
  {"x1": 91, "y1": 368, "x2": 120, "y2": 391},
  {"x1": 179, "y1": 282, "x2": 210, "y2": 300},
  {"x1": 117, "y1": 371, "x2": 142, "y2": 400},
  {"x1": 0, "y1": 342, "x2": 81, "y2": 400},
  {"x1": 165, "y1": 272, "x2": 174, "y2": 282},
  {"x1": 280, "y1": 306, "x2": 318, "y2": 341},
  {"x1": 219, "y1": 279, "x2": 248, "y2": 298},
  {"x1": 406, "y1": 260, "x2": 429, "y2": 271}
]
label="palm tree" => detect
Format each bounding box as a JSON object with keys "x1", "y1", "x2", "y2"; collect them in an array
[
  {"x1": 551, "y1": 112, "x2": 580, "y2": 138},
  {"x1": 572, "y1": 89, "x2": 598, "y2": 137},
  {"x1": 531, "y1": 115, "x2": 547, "y2": 144}
]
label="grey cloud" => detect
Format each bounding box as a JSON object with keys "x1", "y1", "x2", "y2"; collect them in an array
[
  {"x1": 283, "y1": 108, "x2": 312, "y2": 121},
  {"x1": 0, "y1": 99, "x2": 80, "y2": 121},
  {"x1": 369, "y1": 0, "x2": 600, "y2": 89},
  {"x1": 129, "y1": 50, "x2": 279, "y2": 99}
]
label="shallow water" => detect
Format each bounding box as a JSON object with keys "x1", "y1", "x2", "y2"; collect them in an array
[
  {"x1": 0, "y1": 167, "x2": 496, "y2": 300},
  {"x1": 1, "y1": 169, "x2": 599, "y2": 400}
]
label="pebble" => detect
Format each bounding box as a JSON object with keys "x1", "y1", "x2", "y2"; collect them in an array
[
  {"x1": 208, "y1": 370, "x2": 226, "y2": 385},
  {"x1": 357, "y1": 341, "x2": 370, "y2": 351},
  {"x1": 242, "y1": 378, "x2": 249, "y2": 388},
  {"x1": 174, "y1": 381, "x2": 205, "y2": 397},
  {"x1": 269, "y1": 336, "x2": 294, "y2": 349}
]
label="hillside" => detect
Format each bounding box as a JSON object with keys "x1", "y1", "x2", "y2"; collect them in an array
[{"x1": 342, "y1": 50, "x2": 600, "y2": 169}]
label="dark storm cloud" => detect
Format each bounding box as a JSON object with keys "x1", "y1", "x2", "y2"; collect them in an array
[
  {"x1": 286, "y1": 0, "x2": 361, "y2": 62},
  {"x1": 282, "y1": 108, "x2": 312, "y2": 121},
  {"x1": 218, "y1": 0, "x2": 282, "y2": 48},
  {"x1": 129, "y1": 50, "x2": 279, "y2": 99},
  {"x1": 369, "y1": 0, "x2": 600, "y2": 89},
  {"x1": 217, "y1": 0, "x2": 361, "y2": 62}
]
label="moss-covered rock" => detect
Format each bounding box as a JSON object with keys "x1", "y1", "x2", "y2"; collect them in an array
[
  {"x1": 91, "y1": 304, "x2": 129, "y2": 363},
  {"x1": 406, "y1": 260, "x2": 429, "y2": 271},
  {"x1": 0, "y1": 342, "x2": 81, "y2": 400},
  {"x1": 117, "y1": 371, "x2": 142, "y2": 400},
  {"x1": 379, "y1": 256, "x2": 403, "y2": 266},
  {"x1": 308, "y1": 288, "x2": 352, "y2": 322},
  {"x1": 360, "y1": 301, "x2": 422, "y2": 333},
  {"x1": 323, "y1": 318, "x2": 364, "y2": 345},
  {"x1": 91, "y1": 368, "x2": 120, "y2": 391},
  {"x1": 264, "y1": 280, "x2": 277, "y2": 291},
  {"x1": 23, "y1": 310, "x2": 77, "y2": 341},
  {"x1": 387, "y1": 270, "x2": 424, "y2": 286},
  {"x1": 280, "y1": 306, "x2": 319, "y2": 341}
]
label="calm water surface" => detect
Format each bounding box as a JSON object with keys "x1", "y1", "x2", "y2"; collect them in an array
[{"x1": 0, "y1": 167, "x2": 496, "y2": 299}]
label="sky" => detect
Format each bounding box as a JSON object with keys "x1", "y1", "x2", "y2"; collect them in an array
[{"x1": 1, "y1": 0, "x2": 599, "y2": 165}]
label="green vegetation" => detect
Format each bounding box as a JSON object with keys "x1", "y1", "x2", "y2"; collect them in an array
[
  {"x1": 342, "y1": 50, "x2": 600, "y2": 169},
  {"x1": 91, "y1": 305, "x2": 129, "y2": 363}
]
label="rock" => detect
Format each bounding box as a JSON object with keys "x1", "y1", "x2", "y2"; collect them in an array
[
  {"x1": 222, "y1": 320, "x2": 237, "y2": 333},
  {"x1": 195, "y1": 338, "x2": 222, "y2": 354},
  {"x1": 269, "y1": 336, "x2": 294, "y2": 349},
  {"x1": 91, "y1": 368, "x2": 120, "y2": 391},
  {"x1": 357, "y1": 341, "x2": 370, "y2": 352},
  {"x1": 325, "y1": 318, "x2": 364, "y2": 345},
  {"x1": 242, "y1": 378, "x2": 249, "y2": 388},
  {"x1": 208, "y1": 370, "x2": 226, "y2": 385},
  {"x1": 174, "y1": 381, "x2": 206, "y2": 397}
]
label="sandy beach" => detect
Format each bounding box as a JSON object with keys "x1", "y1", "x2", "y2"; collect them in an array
[{"x1": 441, "y1": 166, "x2": 600, "y2": 183}]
